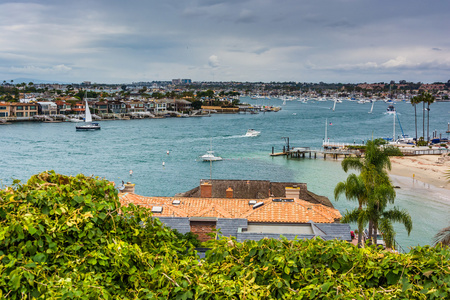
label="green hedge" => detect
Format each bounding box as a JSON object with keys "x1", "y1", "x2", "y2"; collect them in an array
[{"x1": 1, "y1": 172, "x2": 448, "y2": 299}]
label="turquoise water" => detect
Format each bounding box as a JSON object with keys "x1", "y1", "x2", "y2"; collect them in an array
[{"x1": 1, "y1": 98, "x2": 449, "y2": 249}]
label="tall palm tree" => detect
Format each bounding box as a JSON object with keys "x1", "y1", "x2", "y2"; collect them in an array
[
  {"x1": 410, "y1": 95, "x2": 422, "y2": 142},
  {"x1": 422, "y1": 92, "x2": 435, "y2": 142},
  {"x1": 433, "y1": 225, "x2": 450, "y2": 246},
  {"x1": 334, "y1": 174, "x2": 368, "y2": 247},
  {"x1": 339, "y1": 140, "x2": 411, "y2": 247}
]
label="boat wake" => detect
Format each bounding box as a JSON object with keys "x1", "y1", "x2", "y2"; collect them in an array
[{"x1": 222, "y1": 135, "x2": 248, "y2": 139}]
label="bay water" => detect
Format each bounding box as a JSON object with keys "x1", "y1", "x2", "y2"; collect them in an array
[{"x1": 1, "y1": 98, "x2": 449, "y2": 250}]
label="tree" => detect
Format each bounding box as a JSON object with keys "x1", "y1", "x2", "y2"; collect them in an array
[
  {"x1": 339, "y1": 140, "x2": 412, "y2": 247},
  {"x1": 334, "y1": 174, "x2": 368, "y2": 247},
  {"x1": 410, "y1": 94, "x2": 422, "y2": 142},
  {"x1": 422, "y1": 92, "x2": 435, "y2": 142}
]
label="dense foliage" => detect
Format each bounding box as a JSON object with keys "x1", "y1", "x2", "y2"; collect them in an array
[{"x1": 1, "y1": 172, "x2": 449, "y2": 299}]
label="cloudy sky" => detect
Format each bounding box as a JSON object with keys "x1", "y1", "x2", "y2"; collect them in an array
[{"x1": 0, "y1": 0, "x2": 449, "y2": 84}]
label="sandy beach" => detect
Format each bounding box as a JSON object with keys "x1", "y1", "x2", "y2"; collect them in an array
[{"x1": 389, "y1": 154, "x2": 450, "y2": 190}]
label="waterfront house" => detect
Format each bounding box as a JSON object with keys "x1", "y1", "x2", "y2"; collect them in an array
[
  {"x1": 10, "y1": 102, "x2": 38, "y2": 118},
  {"x1": 37, "y1": 102, "x2": 58, "y2": 115},
  {"x1": 107, "y1": 100, "x2": 127, "y2": 114},
  {"x1": 55, "y1": 101, "x2": 71, "y2": 115},
  {"x1": 93, "y1": 102, "x2": 108, "y2": 115},
  {"x1": 71, "y1": 102, "x2": 85, "y2": 115},
  {"x1": 119, "y1": 180, "x2": 349, "y2": 243},
  {"x1": 0, "y1": 102, "x2": 12, "y2": 118},
  {"x1": 173, "y1": 99, "x2": 192, "y2": 112},
  {"x1": 127, "y1": 100, "x2": 146, "y2": 113},
  {"x1": 152, "y1": 99, "x2": 168, "y2": 114}
]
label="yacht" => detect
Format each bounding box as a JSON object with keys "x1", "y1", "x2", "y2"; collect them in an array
[
  {"x1": 245, "y1": 129, "x2": 261, "y2": 137},
  {"x1": 201, "y1": 150, "x2": 223, "y2": 162}
]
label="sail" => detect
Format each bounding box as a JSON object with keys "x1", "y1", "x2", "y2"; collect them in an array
[{"x1": 84, "y1": 100, "x2": 92, "y2": 123}]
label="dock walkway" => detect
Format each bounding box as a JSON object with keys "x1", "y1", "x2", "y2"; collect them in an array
[{"x1": 271, "y1": 146, "x2": 359, "y2": 160}]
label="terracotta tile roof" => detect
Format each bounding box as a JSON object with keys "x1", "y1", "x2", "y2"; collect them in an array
[{"x1": 119, "y1": 193, "x2": 341, "y2": 224}]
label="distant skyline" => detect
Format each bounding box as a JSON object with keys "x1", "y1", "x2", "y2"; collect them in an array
[{"x1": 1, "y1": 0, "x2": 449, "y2": 84}]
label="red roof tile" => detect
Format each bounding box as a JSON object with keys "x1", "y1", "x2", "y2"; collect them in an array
[{"x1": 119, "y1": 194, "x2": 341, "y2": 223}]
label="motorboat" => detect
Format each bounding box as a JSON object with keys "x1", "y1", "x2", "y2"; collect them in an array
[
  {"x1": 69, "y1": 117, "x2": 83, "y2": 123},
  {"x1": 201, "y1": 150, "x2": 222, "y2": 162},
  {"x1": 245, "y1": 129, "x2": 261, "y2": 137},
  {"x1": 76, "y1": 97, "x2": 101, "y2": 131},
  {"x1": 386, "y1": 105, "x2": 396, "y2": 114}
]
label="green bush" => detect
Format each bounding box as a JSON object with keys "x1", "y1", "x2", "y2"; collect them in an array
[
  {"x1": 383, "y1": 145, "x2": 404, "y2": 156},
  {"x1": 1, "y1": 172, "x2": 449, "y2": 299}
]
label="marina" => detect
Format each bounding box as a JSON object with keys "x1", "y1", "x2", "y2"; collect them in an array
[{"x1": 1, "y1": 97, "x2": 449, "y2": 250}]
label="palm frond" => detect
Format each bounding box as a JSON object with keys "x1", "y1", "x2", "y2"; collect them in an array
[
  {"x1": 433, "y1": 226, "x2": 450, "y2": 246},
  {"x1": 382, "y1": 207, "x2": 413, "y2": 235}
]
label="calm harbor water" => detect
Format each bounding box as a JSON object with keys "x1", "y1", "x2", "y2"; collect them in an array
[{"x1": 1, "y1": 98, "x2": 449, "y2": 250}]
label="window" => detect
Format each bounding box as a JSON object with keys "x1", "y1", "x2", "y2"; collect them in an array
[
  {"x1": 17, "y1": 106, "x2": 23, "y2": 110},
  {"x1": 0, "y1": 106, "x2": 6, "y2": 110},
  {"x1": 0, "y1": 112, "x2": 8, "y2": 117},
  {"x1": 16, "y1": 112, "x2": 24, "y2": 117}
]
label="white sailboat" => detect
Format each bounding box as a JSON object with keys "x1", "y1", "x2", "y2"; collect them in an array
[
  {"x1": 76, "y1": 97, "x2": 100, "y2": 131},
  {"x1": 368, "y1": 100, "x2": 375, "y2": 114}
]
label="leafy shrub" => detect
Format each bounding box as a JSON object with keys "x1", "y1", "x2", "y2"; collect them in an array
[
  {"x1": 383, "y1": 145, "x2": 404, "y2": 156},
  {"x1": 1, "y1": 172, "x2": 449, "y2": 299}
]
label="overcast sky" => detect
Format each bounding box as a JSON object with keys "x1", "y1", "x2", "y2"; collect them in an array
[{"x1": 0, "y1": 0, "x2": 449, "y2": 84}]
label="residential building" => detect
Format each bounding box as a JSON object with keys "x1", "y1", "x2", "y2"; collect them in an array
[
  {"x1": 108, "y1": 101, "x2": 127, "y2": 114},
  {"x1": 119, "y1": 180, "x2": 350, "y2": 243},
  {"x1": 37, "y1": 102, "x2": 58, "y2": 115},
  {"x1": 127, "y1": 101, "x2": 146, "y2": 113},
  {"x1": 71, "y1": 102, "x2": 85, "y2": 115},
  {"x1": 55, "y1": 101, "x2": 71, "y2": 115},
  {"x1": 0, "y1": 102, "x2": 12, "y2": 118},
  {"x1": 152, "y1": 99, "x2": 168, "y2": 114},
  {"x1": 10, "y1": 102, "x2": 38, "y2": 118},
  {"x1": 94, "y1": 102, "x2": 108, "y2": 115}
]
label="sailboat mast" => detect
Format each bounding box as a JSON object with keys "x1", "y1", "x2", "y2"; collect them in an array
[{"x1": 393, "y1": 111, "x2": 396, "y2": 141}]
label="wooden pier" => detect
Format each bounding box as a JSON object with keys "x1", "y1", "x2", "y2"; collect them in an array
[{"x1": 270, "y1": 146, "x2": 358, "y2": 160}]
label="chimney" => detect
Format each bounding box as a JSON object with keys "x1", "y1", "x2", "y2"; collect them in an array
[
  {"x1": 200, "y1": 182, "x2": 212, "y2": 198},
  {"x1": 285, "y1": 186, "x2": 300, "y2": 199},
  {"x1": 122, "y1": 182, "x2": 135, "y2": 194},
  {"x1": 226, "y1": 187, "x2": 233, "y2": 198}
]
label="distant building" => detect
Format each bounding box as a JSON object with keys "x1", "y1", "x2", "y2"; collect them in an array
[{"x1": 172, "y1": 79, "x2": 192, "y2": 85}]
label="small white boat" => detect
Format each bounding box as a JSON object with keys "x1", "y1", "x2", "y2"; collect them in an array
[
  {"x1": 386, "y1": 105, "x2": 396, "y2": 114},
  {"x1": 76, "y1": 97, "x2": 101, "y2": 131},
  {"x1": 201, "y1": 150, "x2": 222, "y2": 161},
  {"x1": 245, "y1": 129, "x2": 261, "y2": 137}
]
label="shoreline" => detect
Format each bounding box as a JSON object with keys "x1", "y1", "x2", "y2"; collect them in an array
[{"x1": 389, "y1": 155, "x2": 450, "y2": 190}]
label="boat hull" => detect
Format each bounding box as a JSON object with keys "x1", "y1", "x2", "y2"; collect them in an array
[{"x1": 76, "y1": 123, "x2": 101, "y2": 131}]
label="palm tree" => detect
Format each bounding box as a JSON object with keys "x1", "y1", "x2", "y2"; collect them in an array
[
  {"x1": 422, "y1": 92, "x2": 435, "y2": 142},
  {"x1": 334, "y1": 174, "x2": 368, "y2": 247},
  {"x1": 339, "y1": 140, "x2": 412, "y2": 247},
  {"x1": 410, "y1": 95, "x2": 422, "y2": 143},
  {"x1": 433, "y1": 225, "x2": 450, "y2": 246}
]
